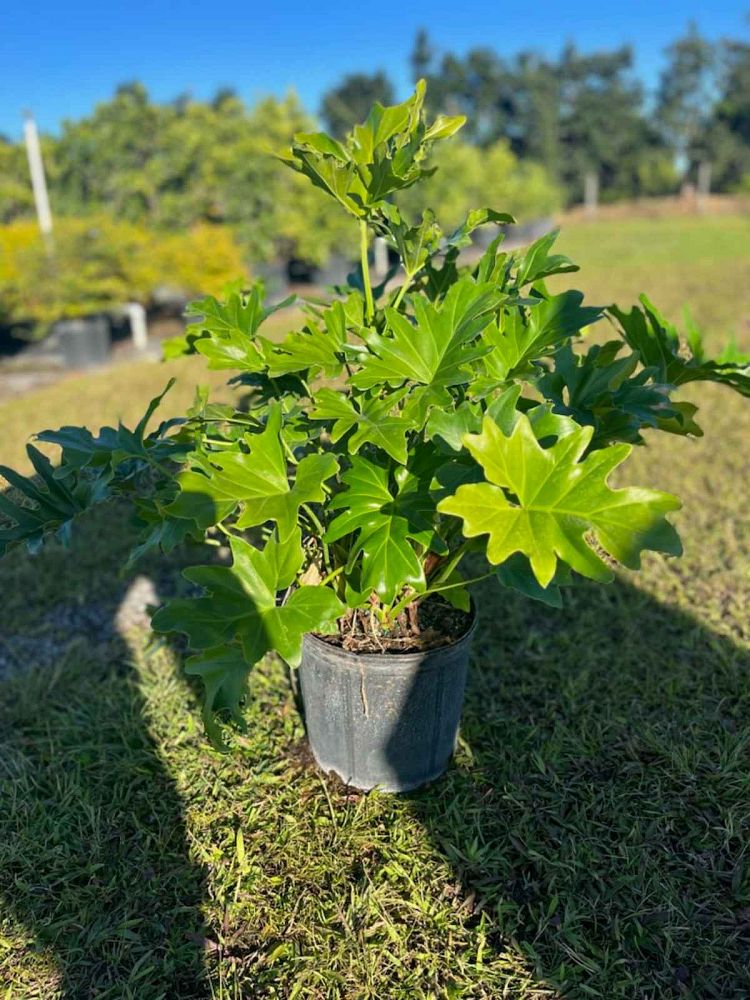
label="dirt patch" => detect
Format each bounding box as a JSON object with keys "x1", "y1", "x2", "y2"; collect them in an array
[{"x1": 320, "y1": 594, "x2": 473, "y2": 655}]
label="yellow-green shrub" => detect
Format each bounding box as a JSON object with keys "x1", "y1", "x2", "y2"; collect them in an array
[
  {"x1": 151, "y1": 223, "x2": 248, "y2": 297},
  {"x1": 0, "y1": 216, "x2": 247, "y2": 327}
]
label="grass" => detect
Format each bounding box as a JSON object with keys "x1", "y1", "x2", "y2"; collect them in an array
[
  {"x1": 554, "y1": 213, "x2": 750, "y2": 344},
  {"x1": 1, "y1": 212, "x2": 749, "y2": 998}
]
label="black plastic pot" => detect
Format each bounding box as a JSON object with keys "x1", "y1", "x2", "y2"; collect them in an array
[
  {"x1": 299, "y1": 612, "x2": 476, "y2": 792},
  {"x1": 54, "y1": 316, "x2": 111, "y2": 369}
]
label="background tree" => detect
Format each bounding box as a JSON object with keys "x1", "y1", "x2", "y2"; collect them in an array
[
  {"x1": 396, "y1": 138, "x2": 560, "y2": 228},
  {"x1": 319, "y1": 71, "x2": 396, "y2": 138},
  {"x1": 0, "y1": 139, "x2": 34, "y2": 222},
  {"x1": 702, "y1": 40, "x2": 750, "y2": 190},
  {"x1": 409, "y1": 33, "x2": 666, "y2": 203},
  {"x1": 556, "y1": 44, "x2": 652, "y2": 201},
  {"x1": 655, "y1": 22, "x2": 716, "y2": 176}
]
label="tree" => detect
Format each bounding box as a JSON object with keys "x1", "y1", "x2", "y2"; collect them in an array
[
  {"x1": 0, "y1": 139, "x2": 34, "y2": 223},
  {"x1": 409, "y1": 32, "x2": 659, "y2": 202},
  {"x1": 655, "y1": 23, "x2": 716, "y2": 174},
  {"x1": 556, "y1": 44, "x2": 650, "y2": 201},
  {"x1": 410, "y1": 29, "x2": 434, "y2": 84},
  {"x1": 703, "y1": 41, "x2": 750, "y2": 190},
  {"x1": 320, "y1": 72, "x2": 396, "y2": 138}
]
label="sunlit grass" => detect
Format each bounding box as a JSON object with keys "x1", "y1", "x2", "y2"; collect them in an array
[{"x1": 0, "y1": 214, "x2": 749, "y2": 996}]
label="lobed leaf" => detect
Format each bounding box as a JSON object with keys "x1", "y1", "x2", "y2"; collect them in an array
[{"x1": 438, "y1": 413, "x2": 682, "y2": 587}]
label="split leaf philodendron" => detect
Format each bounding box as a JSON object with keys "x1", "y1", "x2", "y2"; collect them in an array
[{"x1": 1, "y1": 82, "x2": 749, "y2": 748}]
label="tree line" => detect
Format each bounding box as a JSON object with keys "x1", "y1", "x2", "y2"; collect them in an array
[
  {"x1": 1, "y1": 22, "x2": 749, "y2": 274},
  {"x1": 324, "y1": 24, "x2": 750, "y2": 203}
]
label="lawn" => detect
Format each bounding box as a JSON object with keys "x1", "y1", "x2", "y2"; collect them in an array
[{"x1": 1, "y1": 213, "x2": 749, "y2": 998}]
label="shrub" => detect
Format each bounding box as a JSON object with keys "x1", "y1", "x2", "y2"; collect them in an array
[{"x1": 0, "y1": 216, "x2": 248, "y2": 327}]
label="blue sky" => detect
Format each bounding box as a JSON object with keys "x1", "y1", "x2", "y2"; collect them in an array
[{"x1": 0, "y1": 1, "x2": 747, "y2": 138}]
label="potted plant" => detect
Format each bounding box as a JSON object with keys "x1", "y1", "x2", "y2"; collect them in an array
[{"x1": 1, "y1": 83, "x2": 749, "y2": 791}]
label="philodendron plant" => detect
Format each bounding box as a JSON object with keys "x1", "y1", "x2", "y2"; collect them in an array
[{"x1": 2, "y1": 82, "x2": 749, "y2": 747}]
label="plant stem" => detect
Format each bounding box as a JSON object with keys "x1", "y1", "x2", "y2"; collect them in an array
[
  {"x1": 427, "y1": 541, "x2": 471, "y2": 586},
  {"x1": 360, "y1": 220, "x2": 374, "y2": 323},
  {"x1": 301, "y1": 503, "x2": 330, "y2": 568},
  {"x1": 428, "y1": 571, "x2": 495, "y2": 594},
  {"x1": 392, "y1": 276, "x2": 411, "y2": 311},
  {"x1": 319, "y1": 565, "x2": 343, "y2": 587}
]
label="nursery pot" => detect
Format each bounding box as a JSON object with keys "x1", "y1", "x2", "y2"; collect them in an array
[
  {"x1": 54, "y1": 316, "x2": 111, "y2": 369},
  {"x1": 299, "y1": 611, "x2": 476, "y2": 793}
]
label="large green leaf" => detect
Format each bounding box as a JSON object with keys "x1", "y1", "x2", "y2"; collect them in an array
[
  {"x1": 181, "y1": 286, "x2": 291, "y2": 372},
  {"x1": 478, "y1": 290, "x2": 603, "y2": 384},
  {"x1": 325, "y1": 456, "x2": 431, "y2": 601},
  {"x1": 438, "y1": 413, "x2": 682, "y2": 587},
  {"x1": 352, "y1": 276, "x2": 504, "y2": 391},
  {"x1": 0, "y1": 445, "x2": 108, "y2": 555},
  {"x1": 168, "y1": 406, "x2": 338, "y2": 535},
  {"x1": 514, "y1": 229, "x2": 579, "y2": 286},
  {"x1": 152, "y1": 531, "x2": 343, "y2": 663},
  {"x1": 537, "y1": 342, "x2": 681, "y2": 447},
  {"x1": 611, "y1": 296, "x2": 750, "y2": 397},
  {"x1": 310, "y1": 387, "x2": 416, "y2": 464}
]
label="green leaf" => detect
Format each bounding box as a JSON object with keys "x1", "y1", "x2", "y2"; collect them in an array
[
  {"x1": 377, "y1": 205, "x2": 442, "y2": 278},
  {"x1": 352, "y1": 276, "x2": 503, "y2": 391},
  {"x1": 438, "y1": 413, "x2": 682, "y2": 587},
  {"x1": 0, "y1": 445, "x2": 107, "y2": 555},
  {"x1": 153, "y1": 532, "x2": 344, "y2": 745},
  {"x1": 281, "y1": 138, "x2": 364, "y2": 217},
  {"x1": 185, "y1": 285, "x2": 291, "y2": 372},
  {"x1": 425, "y1": 401, "x2": 483, "y2": 451},
  {"x1": 479, "y1": 291, "x2": 603, "y2": 383},
  {"x1": 437, "y1": 570, "x2": 471, "y2": 612},
  {"x1": 168, "y1": 405, "x2": 338, "y2": 535},
  {"x1": 495, "y1": 553, "x2": 570, "y2": 608},
  {"x1": 264, "y1": 300, "x2": 348, "y2": 378},
  {"x1": 38, "y1": 379, "x2": 181, "y2": 474},
  {"x1": 283, "y1": 82, "x2": 465, "y2": 216},
  {"x1": 515, "y1": 229, "x2": 579, "y2": 286},
  {"x1": 444, "y1": 208, "x2": 515, "y2": 252},
  {"x1": 537, "y1": 342, "x2": 679, "y2": 447},
  {"x1": 611, "y1": 296, "x2": 750, "y2": 397},
  {"x1": 310, "y1": 387, "x2": 416, "y2": 464},
  {"x1": 325, "y1": 455, "x2": 433, "y2": 601},
  {"x1": 152, "y1": 532, "x2": 344, "y2": 665},
  {"x1": 183, "y1": 645, "x2": 250, "y2": 750}
]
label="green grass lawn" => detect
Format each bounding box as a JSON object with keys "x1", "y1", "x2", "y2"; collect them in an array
[{"x1": 1, "y1": 214, "x2": 749, "y2": 998}]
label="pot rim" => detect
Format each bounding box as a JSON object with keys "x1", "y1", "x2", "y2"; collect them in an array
[{"x1": 303, "y1": 600, "x2": 478, "y2": 667}]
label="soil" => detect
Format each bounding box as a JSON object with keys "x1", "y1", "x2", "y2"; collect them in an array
[{"x1": 320, "y1": 594, "x2": 473, "y2": 655}]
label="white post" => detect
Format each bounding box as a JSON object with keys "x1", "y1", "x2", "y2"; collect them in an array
[
  {"x1": 373, "y1": 237, "x2": 388, "y2": 279},
  {"x1": 697, "y1": 161, "x2": 712, "y2": 212},
  {"x1": 584, "y1": 171, "x2": 599, "y2": 219},
  {"x1": 126, "y1": 302, "x2": 149, "y2": 351},
  {"x1": 23, "y1": 112, "x2": 54, "y2": 248}
]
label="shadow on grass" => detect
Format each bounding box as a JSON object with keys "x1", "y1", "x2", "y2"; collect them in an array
[
  {"x1": 0, "y1": 506, "x2": 210, "y2": 999},
  {"x1": 398, "y1": 576, "x2": 750, "y2": 997},
  {"x1": 3, "y1": 495, "x2": 750, "y2": 997}
]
